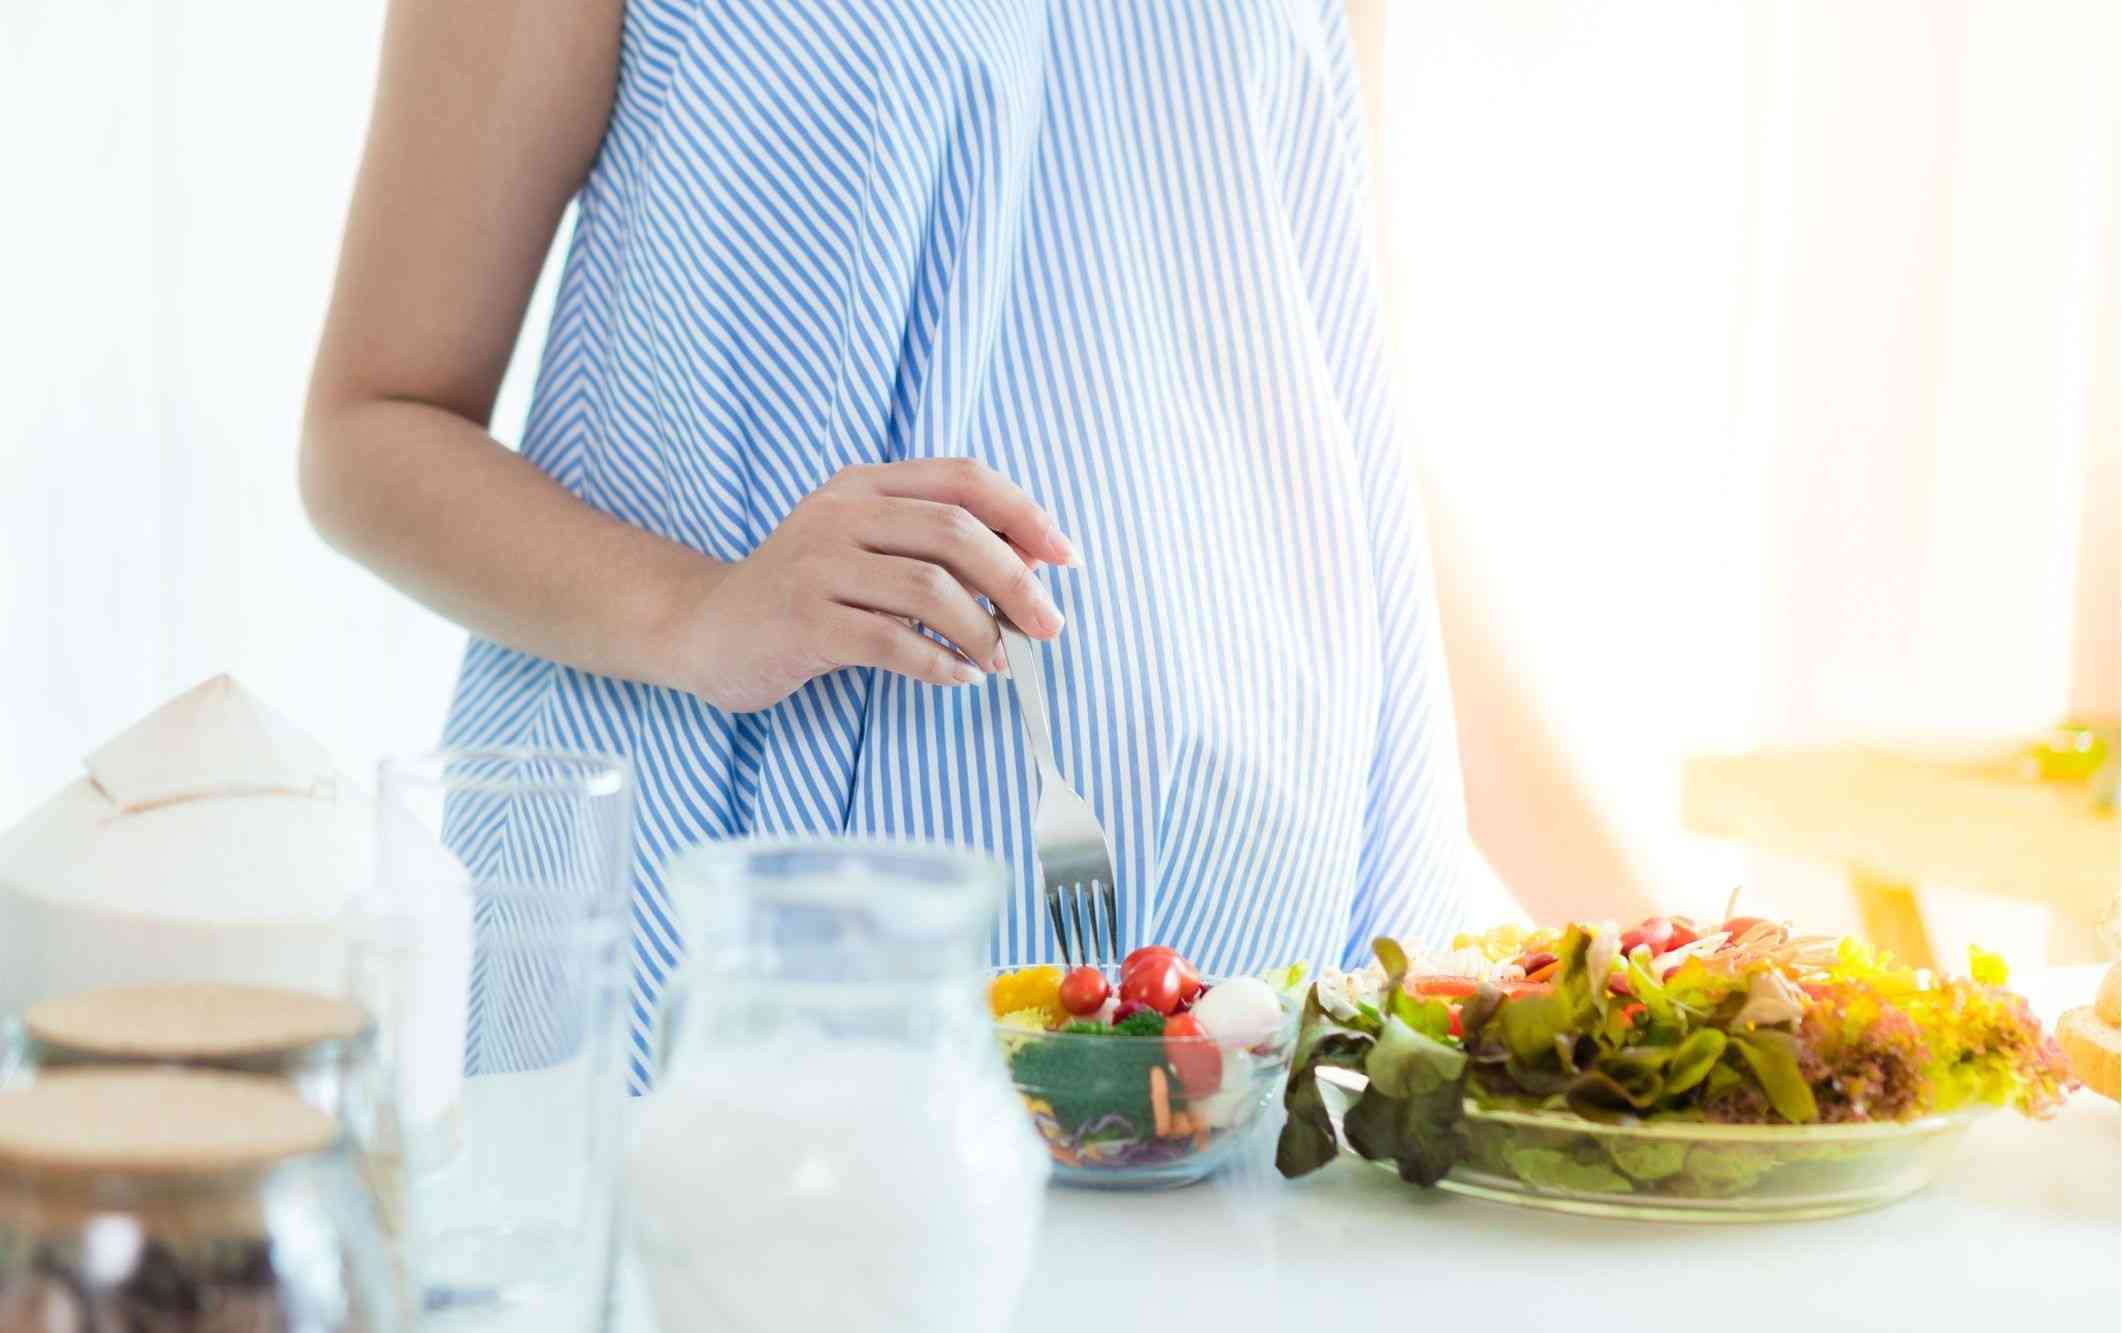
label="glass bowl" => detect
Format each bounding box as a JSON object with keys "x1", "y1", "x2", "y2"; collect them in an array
[
  {"x1": 992, "y1": 973, "x2": 1298, "y2": 1190},
  {"x1": 1421, "y1": 1099, "x2": 1982, "y2": 1222}
]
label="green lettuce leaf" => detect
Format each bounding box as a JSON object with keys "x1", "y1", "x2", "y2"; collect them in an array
[
  {"x1": 1275, "y1": 1028, "x2": 1373, "y2": 1178},
  {"x1": 1502, "y1": 1146, "x2": 1632, "y2": 1194},
  {"x1": 1458, "y1": 983, "x2": 1506, "y2": 1045},
  {"x1": 1662, "y1": 1029, "x2": 1728, "y2": 1096},
  {"x1": 1257, "y1": 962, "x2": 1313, "y2": 999},
  {"x1": 1493, "y1": 927, "x2": 1598, "y2": 1068},
  {"x1": 1605, "y1": 1136, "x2": 1689, "y2": 1182},
  {"x1": 1277, "y1": 938, "x2": 1481, "y2": 1186},
  {"x1": 1347, "y1": 1010, "x2": 1473, "y2": 1186},
  {"x1": 1618, "y1": 953, "x2": 1681, "y2": 1029},
  {"x1": 1729, "y1": 1030, "x2": 1820, "y2": 1124},
  {"x1": 1373, "y1": 936, "x2": 1410, "y2": 996},
  {"x1": 1338, "y1": 1082, "x2": 1402, "y2": 1162},
  {"x1": 1679, "y1": 1143, "x2": 1777, "y2": 1196},
  {"x1": 1342, "y1": 1070, "x2": 1467, "y2": 1187},
  {"x1": 1366, "y1": 1014, "x2": 1468, "y2": 1098},
  {"x1": 1390, "y1": 990, "x2": 1454, "y2": 1041}
]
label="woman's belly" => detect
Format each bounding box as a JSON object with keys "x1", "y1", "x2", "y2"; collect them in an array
[{"x1": 827, "y1": 419, "x2": 1387, "y2": 974}]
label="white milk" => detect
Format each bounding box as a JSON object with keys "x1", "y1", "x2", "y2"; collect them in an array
[{"x1": 628, "y1": 1042, "x2": 1046, "y2": 1333}]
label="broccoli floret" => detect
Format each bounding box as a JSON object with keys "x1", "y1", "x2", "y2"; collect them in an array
[
  {"x1": 1113, "y1": 1009, "x2": 1167, "y2": 1037},
  {"x1": 1009, "y1": 1032, "x2": 1167, "y2": 1135}
]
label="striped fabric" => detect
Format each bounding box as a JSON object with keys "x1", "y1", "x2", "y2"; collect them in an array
[{"x1": 443, "y1": 0, "x2": 1472, "y2": 1088}]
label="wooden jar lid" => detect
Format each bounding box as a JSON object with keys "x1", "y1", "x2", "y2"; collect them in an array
[
  {"x1": 24, "y1": 982, "x2": 369, "y2": 1062},
  {"x1": 0, "y1": 1069, "x2": 335, "y2": 1177}
]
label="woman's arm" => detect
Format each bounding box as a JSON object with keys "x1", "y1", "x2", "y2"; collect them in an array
[
  {"x1": 304, "y1": 0, "x2": 1072, "y2": 712},
  {"x1": 1344, "y1": 1, "x2": 1659, "y2": 925}
]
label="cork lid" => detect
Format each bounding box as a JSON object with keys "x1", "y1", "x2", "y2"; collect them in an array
[
  {"x1": 0, "y1": 1069, "x2": 335, "y2": 1176},
  {"x1": 24, "y1": 982, "x2": 370, "y2": 1062}
]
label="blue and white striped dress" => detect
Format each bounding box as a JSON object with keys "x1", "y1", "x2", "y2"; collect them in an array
[{"x1": 443, "y1": 0, "x2": 1471, "y2": 1086}]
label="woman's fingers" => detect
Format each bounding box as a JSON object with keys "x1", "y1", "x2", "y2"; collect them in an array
[
  {"x1": 835, "y1": 553, "x2": 1002, "y2": 669},
  {"x1": 821, "y1": 606, "x2": 984, "y2": 687},
  {"x1": 858, "y1": 499, "x2": 1061, "y2": 640},
  {"x1": 786, "y1": 459, "x2": 1077, "y2": 693},
  {"x1": 834, "y1": 458, "x2": 1079, "y2": 570}
]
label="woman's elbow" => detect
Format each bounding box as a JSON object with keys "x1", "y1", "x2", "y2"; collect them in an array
[{"x1": 297, "y1": 395, "x2": 366, "y2": 554}]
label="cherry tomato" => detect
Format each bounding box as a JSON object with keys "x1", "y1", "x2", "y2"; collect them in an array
[
  {"x1": 1121, "y1": 955, "x2": 1186, "y2": 1015},
  {"x1": 1608, "y1": 971, "x2": 1634, "y2": 997},
  {"x1": 1173, "y1": 961, "x2": 1205, "y2": 1005},
  {"x1": 1448, "y1": 1007, "x2": 1464, "y2": 1038},
  {"x1": 1665, "y1": 919, "x2": 1700, "y2": 950},
  {"x1": 1122, "y1": 947, "x2": 1204, "y2": 1006},
  {"x1": 1162, "y1": 1013, "x2": 1223, "y2": 1099},
  {"x1": 1618, "y1": 917, "x2": 1677, "y2": 956},
  {"x1": 1058, "y1": 966, "x2": 1110, "y2": 1017}
]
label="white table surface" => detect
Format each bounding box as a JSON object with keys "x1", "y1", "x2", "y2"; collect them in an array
[
  {"x1": 1009, "y1": 1089, "x2": 2117, "y2": 1333},
  {"x1": 613, "y1": 967, "x2": 2119, "y2": 1333}
]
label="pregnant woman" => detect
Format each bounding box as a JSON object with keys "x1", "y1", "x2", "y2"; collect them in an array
[{"x1": 304, "y1": 0, "x2": 1472, "y2": 1084}]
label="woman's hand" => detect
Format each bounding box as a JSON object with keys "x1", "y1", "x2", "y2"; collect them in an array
[{"x1": 676, "y1": 459, "x2": 1078, "y2": 713}]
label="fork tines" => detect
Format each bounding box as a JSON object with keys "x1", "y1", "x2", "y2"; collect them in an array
[{"x1": 1049, "y1": 878, "x2": 1121, "y2": 971}]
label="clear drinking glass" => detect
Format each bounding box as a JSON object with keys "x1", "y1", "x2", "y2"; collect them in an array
[
  {"x1": 355, "y1": 749, "x2": 634, "y2": 1331},
  {"x1": 633, "y1": 838, "x2": 1049, "y2": 1333}
]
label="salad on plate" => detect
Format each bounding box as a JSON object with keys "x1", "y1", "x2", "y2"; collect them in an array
[{"x1": 1277, "y1": 911, "x2": 2075, "y2": 1216}]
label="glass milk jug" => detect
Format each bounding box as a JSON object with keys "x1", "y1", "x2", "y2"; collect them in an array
[{"x1": 629, "y1": 839, "x2": 1049, "y2": 1333}]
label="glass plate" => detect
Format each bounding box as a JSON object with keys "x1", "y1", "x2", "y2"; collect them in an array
[{"x1": 1392, "y1": 1099, "x2": 1982, "y2": 1222}]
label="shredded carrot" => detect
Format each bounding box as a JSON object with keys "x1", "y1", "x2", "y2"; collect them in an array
[
  {"x1": 1526, "y1": 959, "x2": 1561, "y2": 984},
  {"x1": 1149, "y1": 1066, "x2": 1172, "y2": 1137}
]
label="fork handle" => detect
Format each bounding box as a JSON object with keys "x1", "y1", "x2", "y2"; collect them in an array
[{"x1": 995, "y1": 614, "x2": 1064, "y2": 782}]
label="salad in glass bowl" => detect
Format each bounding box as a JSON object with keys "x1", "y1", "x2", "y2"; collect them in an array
[
  {"x1": 1277, "y1": 914, "x2": 2075, "y2": 1220},
  {"x1": 991, "y1": 948, "x2": 1302, "y2": 1189}
]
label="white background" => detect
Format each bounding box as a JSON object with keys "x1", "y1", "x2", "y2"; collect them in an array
[
  {"x1": 1380, "y1": 0, "x2": 2117, "y2": 951},
  {"x1": 3, "y1": 1, "x2": 2115, "y2": 950}
]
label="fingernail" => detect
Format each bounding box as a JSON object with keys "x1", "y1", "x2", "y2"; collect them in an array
[
  {"x1": 1054, "y1": 535, "x2": 1084, "y2": 568},
  {"x1": 951, "y1": 662, "x2": 983, "y2": 686},
  {"x1": 990, "y1": 649, "x2": 1009, "y2": 674}
]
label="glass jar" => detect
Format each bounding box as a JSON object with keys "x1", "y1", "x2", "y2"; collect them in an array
[
  {"x1": 10, "y1": 981, "x2": 373, "y2": 1119},
  {"x1": 0, "y1": 1069, "x2": 398, "y2": 1331},
  {"x1": 634, "y1": 838, "x2": 1049, "y2": 1333}
]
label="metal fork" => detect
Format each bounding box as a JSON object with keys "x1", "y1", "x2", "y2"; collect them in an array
[{"x1": 995, "y1": 613, "x2": 1121, "y2": 970}]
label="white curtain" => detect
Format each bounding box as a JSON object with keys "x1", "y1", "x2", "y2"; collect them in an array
[
  {"x1": 1385, "y1": 0, "x2": 2118, "y2": 944},
  {"x1": 3, "y1": 1, "x2": 2114, "y2": 960}
]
